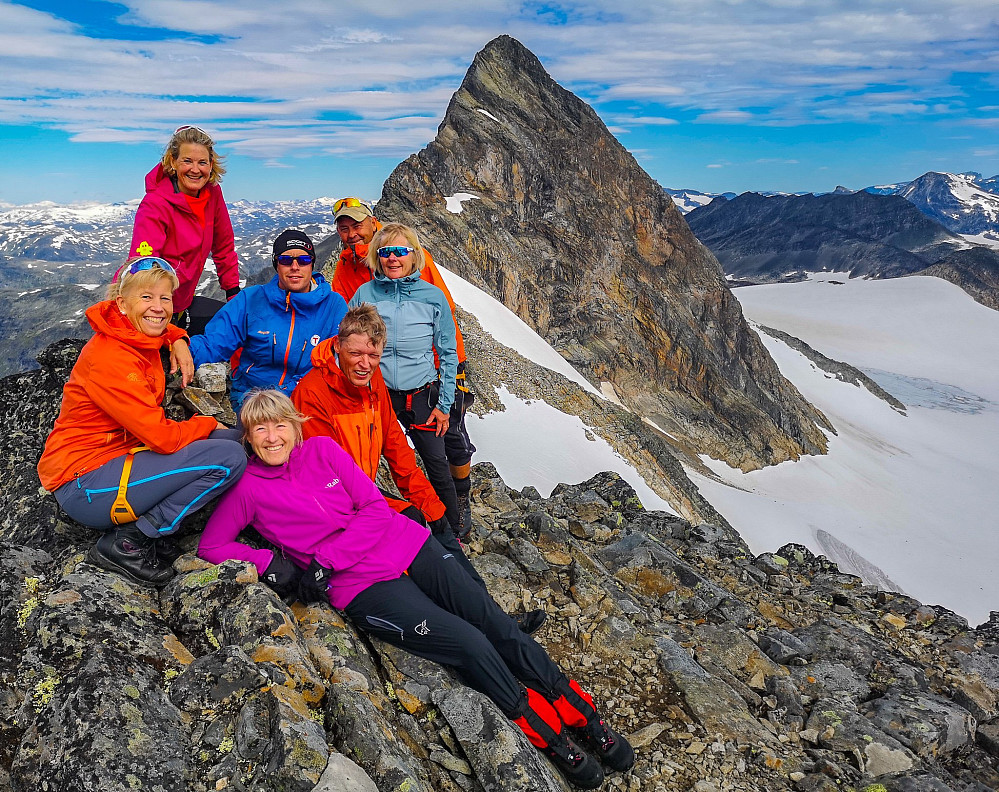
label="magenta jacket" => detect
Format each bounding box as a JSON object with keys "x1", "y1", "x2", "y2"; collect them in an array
[
  {"x1": 198, "y1": 435, "x2": 430, "y2": 609},
  {"x1": 129, "y1": 163, "x2": 240, "y2": 312}
]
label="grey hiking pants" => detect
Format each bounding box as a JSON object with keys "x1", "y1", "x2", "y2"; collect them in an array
[{"x1": 54, "y1": 430, "x2": 246, "y2": 538}]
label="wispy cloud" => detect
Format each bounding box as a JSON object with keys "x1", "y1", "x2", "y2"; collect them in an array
[{"x1": 2, "y1": 0, "x2": 998, "y2": 167}]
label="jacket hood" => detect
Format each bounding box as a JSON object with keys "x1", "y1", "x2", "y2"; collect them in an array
[
  {"x1": 144, "y1": 163, "x2": 169, "y2": 194},
  {"x1": 370, "y1": 270, "x2": 423, "y2": 295},
  {"x1": 86, "y1": 299, "x2": 184, "y2": 351}
]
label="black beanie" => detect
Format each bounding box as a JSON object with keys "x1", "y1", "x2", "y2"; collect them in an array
[{"x1": 272, "y1": 229, "x2": 315, "y2": 267}]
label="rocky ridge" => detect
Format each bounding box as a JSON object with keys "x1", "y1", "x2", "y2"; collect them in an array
[
  {"x1": 374, "y1": 35, "x2": 830, "y2": 473},
  {"x1": 2, "y1": 342, "x2": 999, "y2": 792}
]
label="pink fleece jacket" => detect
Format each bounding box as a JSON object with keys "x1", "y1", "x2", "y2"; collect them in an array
[
  {"x1": 129, "y1": 164, "x2": 240, "y2": 312},
  {"x1": 198, "y1": 435, "x2": 430, "y2": 609}
]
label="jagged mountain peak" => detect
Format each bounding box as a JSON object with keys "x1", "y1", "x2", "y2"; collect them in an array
[{"x1": 378, "y1": 37, "x2": 829, "y2": 472}]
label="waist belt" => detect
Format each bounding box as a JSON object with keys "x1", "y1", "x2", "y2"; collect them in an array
[
  {"x1": 111, "y1": 445, "x2": 151, "y2": 525},
  {"x1": 390, "y1": 381, "x2": 434, "y2": 412}
]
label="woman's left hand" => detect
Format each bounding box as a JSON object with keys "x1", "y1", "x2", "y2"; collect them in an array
[
  {"x1": 170, "y1": 339, "x2": 195, "y2": 388},
  {"x1": 429, "y1": 407, "x2": 450, "y2": 437}
]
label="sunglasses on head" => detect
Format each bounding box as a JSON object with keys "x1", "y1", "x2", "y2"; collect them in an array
[
  {"x1": 173, "y1": 124, "x2": 212, "y2": 139},
  {"x1": 377, "y1": 246, "x2": 415, "y2": 258},
  {"x1": 333, "y1": 197, "x2": 372, "y2": 214},
  {"x1": 123, "y1": 256, "x2": 177, "y2": 277},
  {"x1": 275, "y1": 254, "x2": 314, "y2": 267}
]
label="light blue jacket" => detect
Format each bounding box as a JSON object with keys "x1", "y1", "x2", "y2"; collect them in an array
[
  {"x1": 349, "y1": 271, "x2": 458, "y2": 414},
  {"x1": 191, "y1": 273, "x2": 348, "y2": 409}
]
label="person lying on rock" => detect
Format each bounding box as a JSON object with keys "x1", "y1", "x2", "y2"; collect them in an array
[
  {"x1": 332, "y1": 199, "x2": 477, "y2": 538},
  {"x1": 196, "y1": 389, "x2": 634, "y2": 789},
  {"x1": 37, "y1": 257, "x2": 247, "y2": 586},
  {"x1": 188, "y1": 229, "x2": 348, "y2": 412},
  {"x1": 290, "y1": 303, "x2": 546, "y2": 635}
]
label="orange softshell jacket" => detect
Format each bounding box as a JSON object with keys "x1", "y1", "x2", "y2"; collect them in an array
[{"x1": 37, "y1": 300, "x2": 218, "y2": 492}]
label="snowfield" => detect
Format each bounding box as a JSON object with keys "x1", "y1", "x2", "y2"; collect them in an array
[{"x1": 441, "y1": 264, "x2": 999, "y2": 625}]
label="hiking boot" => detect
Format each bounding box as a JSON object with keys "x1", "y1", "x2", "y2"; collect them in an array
[
  {"x1": 515, "y1": 609, "x2": 548, "y2": 635},
  {"x1": 86, "y1": 525, "x2": 175, "y2": 587},
  {"x1": 454, "y1": 492, "x2": 472, "y2": 539},
  {"x1": 544, "y1": 732, "x2": 604, "y2": 789},
  {"x1": 511, "y1": 687, "x2": 604, "y2": 789},
  {"x1": 577, "y1": 715, "x2": 635, "y2": 772},
  {"x1": 155, "y1": 534, "x2": 184, "y2": 564}
]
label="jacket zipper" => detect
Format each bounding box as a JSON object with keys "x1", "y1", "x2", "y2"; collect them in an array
[{"x1": 279, "y1": 294, "x2": 296, "y2": 388}]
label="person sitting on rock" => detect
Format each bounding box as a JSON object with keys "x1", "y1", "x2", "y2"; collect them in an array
[
  {"x1": 37, "y1": 257, "x2": 247, "y2": 586},
  {"x1": 197, "y1": 389, "x2": 633, "y2": 789},
  {"x1": 332, "y1": 198, "x2": 477, "y2": 537},
  {"x1": 290, "y1": 304, "x2": 545, "y2": 634},
  {"x1": 189, "y1": 229, "x2": 347, "y2": 412}
]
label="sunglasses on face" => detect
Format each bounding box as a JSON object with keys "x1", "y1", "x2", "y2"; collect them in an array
[
  {"x1": 124, "y1": 256, "x2": 177, "y2": 277},
  {"x1": 333, "y1": 197, "x2": 372, "y2": 214},
  {"x1": 275, "y1": 254, "x2": 314, "y2": 267},
  {"x1": 377, "y1": 246, "x2": 415, "y2": 258}
]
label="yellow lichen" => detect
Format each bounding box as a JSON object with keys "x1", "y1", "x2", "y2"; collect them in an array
[
  {"x1": 32, "y1": 668, "x2": 60, "y2": 712},
  {"x1": 17, "y1": 597, "x2": 38, "y2": 630}
]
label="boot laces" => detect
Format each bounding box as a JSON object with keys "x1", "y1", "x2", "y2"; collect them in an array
[{"x1": 587, "y1": 718, "x2": 615, "y2": 750}]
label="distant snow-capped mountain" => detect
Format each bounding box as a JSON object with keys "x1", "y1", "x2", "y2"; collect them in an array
[{"x1": 664, "y1": 187, "x2": 736, "y2": 214}]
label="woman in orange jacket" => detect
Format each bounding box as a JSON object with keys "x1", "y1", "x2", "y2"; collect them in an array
[{"x1": 37, "y1": 257, "x2": 247, "y2": 586}]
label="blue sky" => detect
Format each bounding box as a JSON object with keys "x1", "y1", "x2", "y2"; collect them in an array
[{"x1": 2, "y1": 0, "x2": 998, "y2": 205}]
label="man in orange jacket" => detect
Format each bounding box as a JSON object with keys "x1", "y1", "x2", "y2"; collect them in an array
[
  {"x1": 330, "y1": 197, "x2": 477, "y2": 536},
  {"x1": 291, "y1": 304, "x2": 545, "y2": 634}
]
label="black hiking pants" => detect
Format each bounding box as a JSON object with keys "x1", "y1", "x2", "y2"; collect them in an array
[{"x1": 344, "y1": 537, "x2": 566, "y2": 715}]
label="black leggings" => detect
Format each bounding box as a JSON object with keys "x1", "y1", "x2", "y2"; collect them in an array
[
  {"x1": 345, "y1": 537, "x2": 566, "y2": 714},
  {"x1": 389, "y1": 383, "x2": 459, "y2": 527}
]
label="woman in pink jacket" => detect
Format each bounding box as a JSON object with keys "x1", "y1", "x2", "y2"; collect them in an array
[
  {"x1": 129, "y1": 125, "x2": 241, "y2": 333},
  {"x1": 198, "y1": 390, "x2": 633, "y2": 789}
]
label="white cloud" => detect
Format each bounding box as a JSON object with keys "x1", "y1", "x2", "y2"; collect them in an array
[{"x1": 1, "y1": 0, "x2": 998, "y2": 164}]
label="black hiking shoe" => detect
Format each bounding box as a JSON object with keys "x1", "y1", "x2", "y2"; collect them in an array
[
  {"x1": 155, "y1": 534, "x2": 184, "y2": 564},
  {"x1": 515, "y1": 609, "x2": 548, "y2": 635},
  {"x1": 543, "y1": 733, "x2": 604, "y2": 789},
  {"x1": 86, "y1": 525, "x2": 175, "y2": 587},
  {"x1": 576, "y1": 715, "x2": 635, "y2": 772},
  {"x1": 454, "y1": 493, "x2": 472, "y2": 539}
]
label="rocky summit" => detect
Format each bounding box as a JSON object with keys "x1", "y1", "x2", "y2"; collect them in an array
[
  {"x1": 3, "y1": 342, "x2": 999, "y2": 792},
  {"x1": 373, "y1": 35, "x2": 829, "y2": 472}
]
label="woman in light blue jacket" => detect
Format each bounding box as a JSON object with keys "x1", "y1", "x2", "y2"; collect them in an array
[{"x1": 348, "y1": 223, "x2": 461, "y2": 530}]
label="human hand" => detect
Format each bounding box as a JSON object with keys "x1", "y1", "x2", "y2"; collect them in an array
[
  {"x1": 261, "y1": 554, "x2": 302, "y2": 601},
  {"x1": 170, "y1": 339, "x2": 195, "y2": 388},
  {"x1": 429, "y1": 407, "x2": 450, "y2": 437},
  {"x1": 298, "y1": 558, "x2": 334, "y2": 605}
]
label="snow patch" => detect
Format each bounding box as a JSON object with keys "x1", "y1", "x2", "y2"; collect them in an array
[
  {"x1": 445, "y1": 193, "x2": 479, "y2": 214},
  {"x1": 475, "y1": 108, "x2": 501, "y2": 122}
]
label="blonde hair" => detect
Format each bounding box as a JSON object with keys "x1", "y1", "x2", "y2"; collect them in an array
[
  {"x1": 365, "y1": 223, "x2": 426, "y2": 276},
  {"x1": 338, "y1": 303, "x2": 387, "y2": 347},
  {"x1": 240, "y1": 390, "x2": 307, "y2": 447},
  {"x1": 162, "y1": 125, "x2": 226, "y2": 185},
  {"x1": 107, "y1": 258, "x2": 179, "y2": 301}
]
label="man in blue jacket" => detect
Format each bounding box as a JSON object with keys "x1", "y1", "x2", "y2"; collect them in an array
[{"x1": 191, "y1": 229, "x2": 348, "y2": 410}]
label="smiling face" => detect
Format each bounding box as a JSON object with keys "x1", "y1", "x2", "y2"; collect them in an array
[
  {"x1": 248, "y1": 420, "x2": 297, "y2": 466},
  {"x1": 336, "y1": 215, "x2": 376, "y2": 247},
  {"x1": 334, "y1": 332, "x2": 384, "y2": 388},
  {"x1": 116, "y1": 277, "x2": 174, "y2": 336},
  {"x1": 378, "y1": 234, "x2": 416, "y2": 279},
  {"x1": 275, "y1": 248, "x2": 314, "y2": 293},
  {"x1": 174, "y1": 142, "x2": 212, "y2": 196}
]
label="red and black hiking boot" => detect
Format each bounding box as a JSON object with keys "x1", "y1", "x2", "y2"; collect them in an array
[
  {"x1": 511, "y1": 687, "x2": 604, "y2": 789},
  {"x1": 552, "y1": 679, "x2": 635, "y2": 772}
]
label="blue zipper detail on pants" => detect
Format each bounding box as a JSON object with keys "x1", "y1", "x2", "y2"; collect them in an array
[
  {"x1": 83, "y1": 464, "x2": 234, "y2": 533},
  {"x1": 365, "y1": 615, "x2": 406, "y2": 642}
]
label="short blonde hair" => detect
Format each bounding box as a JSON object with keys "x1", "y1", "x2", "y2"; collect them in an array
[
  {"x1": 240, "y1": 389, "x2": 307, "y2": 447},
  {"x1": 107, "y1": 258, "x2": 180, "y2": 301},
  {"x1": 162, "y1": 125, "x2": 226, "y2": 185},
  {"x1": 366, "y1": 223, "x2": 426, "y2": 276}
]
